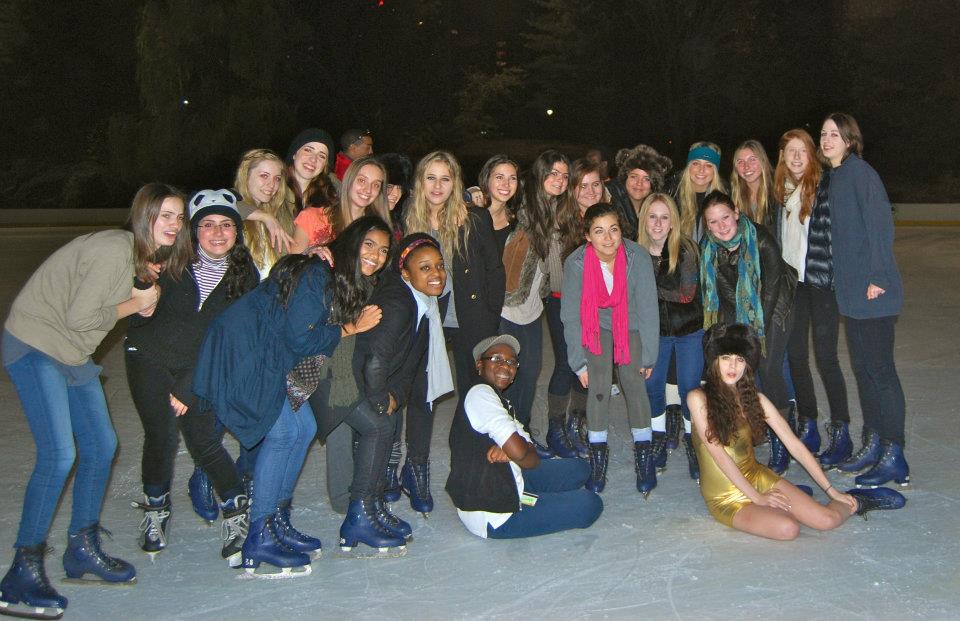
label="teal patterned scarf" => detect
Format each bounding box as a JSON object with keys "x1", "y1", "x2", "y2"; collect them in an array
[{"x1": 700, "y1": 216, "x2": 766, "y2": 352}]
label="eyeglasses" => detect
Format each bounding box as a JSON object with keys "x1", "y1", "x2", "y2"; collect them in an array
[
  {"x1": 198, "y1": 222, "x2": 236, "y2": 232},
  {"x1": 480, "y1": 354, "x2": 520, "y2": 369}
]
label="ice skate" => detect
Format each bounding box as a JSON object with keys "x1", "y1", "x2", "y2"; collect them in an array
[
  {"x1": 374, "y1": 498, "x2": 413, "y2": 541},
  {"x1": 855, "y1": 441, "x2": 910, "y2": 489},
  {"x1": 401, "y1": 460, "x2": 434, "y2": 518},
  {"x1": 847, "y1": 487, "x2": 907, "y2": 519},
  {"x1": 130, "y1": 492, "x2": 171, "y2": 555},
  {"x1": 797, "y1": 416, "x2": 821, "y2": 455},
  {"x1": 665, "y1": 405, "x2": 682, "y2": 451},
  {"x1": 383, "y1": 462, "x2": 402, "y2": 504},
  {"x1": 274, "y1": 499, "x2": 322, "y2": 559},
  {"x1": 564, "y1": 410, "x2": 589, "y2": 459},
  {"x1": 0, "y1": 544, "x2": 66, "y2": 620},
  {"x1": 651, "y1": 431, "x2": 667, "y2": 473},
  {"x1": 585, "y1": 442, "x2": 609, "y2": 493},
  {"x1": 819, "y1": 422, "x2": 853, "y2": 468},
  {"x1": 240, "y1": 515, "x2": 311, "y2": 579},
  {"x1": 62, "y1": 524, "x2": 136, "y2": 586},
  {"x1": 219, "y1": 494, "x2": 249, "y2": 568},
  {"x1": 836, "y1": 428, "x2": 881, "y2": 475},
  {"x1": 188, "y1": 467, "x2": 219, "y2": 524},
  {"x1": 683, "y1": 433, "x2": 700, "y2": 483},
  {"x1": 338, "y1": 499, "x2": 407, "y2": 558},
  {"x1": 634, "y1": 441, "x2": 656, "y2": 498},
  {"x1": 766, "y1": 427, "x2": 789, "y2": 475},
  {"x1": 545, "y1": 417, "x2": 578, "y2": 459}
]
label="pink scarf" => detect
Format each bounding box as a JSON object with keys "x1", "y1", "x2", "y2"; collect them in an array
[{"x1": 580, "y1": 243, "x2": 631, "y2": 365}]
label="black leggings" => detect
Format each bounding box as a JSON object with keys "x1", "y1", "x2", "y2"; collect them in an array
[{"x1": 126, "y1": 351, "x2": 243, "y2": 501}]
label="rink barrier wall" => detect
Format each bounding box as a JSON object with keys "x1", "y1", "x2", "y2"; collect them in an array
[{"x1": 0, "y1": 205, "x2": 956, "y2": 227}]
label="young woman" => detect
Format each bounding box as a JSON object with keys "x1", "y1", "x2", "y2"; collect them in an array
[
  {"x1": 819, "y1": 112, "x2": 909, "y2": 488},
  {"x1": 192, "y1": 227, "x2": 382, "y2": 577},
  {"x1": 233, "y1": 149, "x2": 295, "y2": 278},
  {"x1": 608, "y1": 144, "x2": 673, "y2": 241},
  {"x1": 699, "y1": 190, "x2": 796, "y2": 475},
  {"x1": 688, "y1": 323, "x2": 905, "y2": 540},
  {"x1": 378, "y1": 152, "x2": 413, "y2": 242},
  {"x1": 477, "y1": 154, "x2": 521, "y2": 255},
  {"x1": 637, "y1": 193, "x2": 704, "y2": 489},
  {"x1": 330, "y1": 155, "x2": 392, "y2": 237},
  {"x1": 402, "y1": 150, "x2": 505, "y2": 514},
  {"x1": 446, "y1": 335, "x2": 603, "y2": 539},
  {"x1": 673, "y1": 141, "x2": 726, "y2": 241},
  {"x1": 774, "y1": 129, "x2": 852, "y2": 466},
  {"x1": 0, "y1": 183, "x2": 184, "y2": 617},
  {"x1": 286, "y1": 128, "x2": 338, "y2": 254},
  {"x1": 730, "y1": 139, "x2": 780, "y2": 237},
  {"x1": 560, "y1": 203, "x2": 659, "y2": 494},
  {"x1": 125, "y1": 189, "x2": 258, "y2": 562},
  {"x1": 498, "y1": 154, "x2": 553, "y2": 453}
]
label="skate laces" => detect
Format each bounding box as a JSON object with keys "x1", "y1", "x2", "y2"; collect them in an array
[
  {"x1": 137, "y1": 508, "x2": 170, "y2": 547},
  {"x1": 221, "y1": 511, "x2": 249, "y2": 544}
]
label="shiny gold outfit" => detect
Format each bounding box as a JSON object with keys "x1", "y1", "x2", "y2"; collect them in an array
[{"x1": 693, "y1": 418, "x2": 781, "y2": 527}]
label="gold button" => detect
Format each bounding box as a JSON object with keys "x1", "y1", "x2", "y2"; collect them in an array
[
  {"x1": 470, "y1": 294, "x2": 477, "y2": 300},
  {"x1": 464, "y1": 268, "x2": 470, "y2": 274}
]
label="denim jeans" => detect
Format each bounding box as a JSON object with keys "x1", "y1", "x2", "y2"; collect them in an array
[
  {"x1": 646, "y1": 330, "x2": 704, "y2": 420},
  {"x1": 250, "y1": 398, "x2": 317, "y2": 522},
  {"x1": 5, "y1": 349, "x2": 118, "y2": 547},
  {"x1": 500, "y1": 315, "x2": 543, "y2": 428},
  {"x1": 543, "y1": 296, "x2": 586, "y2": 399},
  {"x1": 487, "y1": 458, "x2": 602, "y2": 539},
  {"x1": 845, "y1": 315, "x2": 905, "y2": 445}
]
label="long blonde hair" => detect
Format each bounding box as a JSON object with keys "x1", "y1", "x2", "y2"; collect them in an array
[
  {"x1": 636, "y1": 193, "x2": 695, "y2": 275},
  {"x1": 234, "y1": 149, "x2": 292, "y2": 271},
  {"x1": 730, "y1": 139, "x2": 774, "y2": 225},
  {"x1": 404, "y1": 151, "x2": 470, "y2": 259},
  {"x1": 677, "y1": 141, "x2": 725, "y2": 237},
  {"x1": 331, "y1": 155, "x2": 391, "y2": 235}
]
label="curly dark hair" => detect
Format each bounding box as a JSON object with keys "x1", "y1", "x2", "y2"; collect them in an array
[
  {"x1": 702, "y1": 359, "x2": 767, "y2": 447},
  {"x1": 328, "y1": 215, "x2": 392, "y2": 324},
  {"x1": 222, "y1": 244, "x2": 256, "y2": 301}
]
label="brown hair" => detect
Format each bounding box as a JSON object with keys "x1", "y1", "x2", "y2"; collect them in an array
[
  {"x1": 821, "y1": 112, "x2": 864, "y2": 162},
  {"x1": 126, "y1": 182, "x2": 193, "y2": 282},
  {"x1": 773, "y1": 129, "x2": 822, "y2": 224},
  {"x1": 702, "y1": 359, "x2": 767, "y2": 447}
]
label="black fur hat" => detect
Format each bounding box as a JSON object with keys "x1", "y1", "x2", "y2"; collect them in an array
[{"x1": 703, "y1": 323, "x2": 761, "y2": 371}]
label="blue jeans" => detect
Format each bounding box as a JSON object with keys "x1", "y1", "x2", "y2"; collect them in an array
[
  {"x1": 250, "y1": 398, "x2": 317, "y2": 522},
  {"x1": 543, "y1": 296, "x2": 585, "y2": 398},
  {"x1": 646, "y1": 330, "x2": 704, "y2": 420},
  {"x1": 487, "y1": 458, "x2": 602, "y2": 539},
  {"x1": 5, "y1": 349, "x2": 118, "y2": 547},
  {"x1": 500, "y1": 315, "x2": 543, "y2": 428}
]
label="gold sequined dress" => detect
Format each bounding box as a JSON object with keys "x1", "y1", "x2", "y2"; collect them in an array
[{"x1": 693, "y1": 417, "x2": 781, "y2": 527}]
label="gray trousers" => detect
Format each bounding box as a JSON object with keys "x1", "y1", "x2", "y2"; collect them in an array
[{"x1": 585, "y1": 330, "x2": 651, "y2": 433}]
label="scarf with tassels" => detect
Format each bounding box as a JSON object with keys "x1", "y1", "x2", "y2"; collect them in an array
[
  {"x1": 580, "y1": 243, "x2": 631, "y2": 365},
  {"x1": 700, "y1": 216, "x2": 766, "y2": 352}
]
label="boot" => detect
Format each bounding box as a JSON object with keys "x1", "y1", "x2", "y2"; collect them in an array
[
  {"x1": 545, "y1": 417, "x2": 578, "y2": 458},
  {"x1": 241, "y1": 514, "x2": 311, "y2": 576},
  {"x1": 585, "y1": 442, "x2": 609, "y2": 493},
  {"x1": 339, "y1": 499, "x2": 407, "y2": 555},
  {"x1": 62, "y1": 524, "x2": 136, "y2": 585},
  {"x1": 665, "y1": 405, "x2": 682, "y2": 451},
  {"x1": 219, "y1": 494, "x2": 249, "y2": 568},
  {"x1": 847, "y1": 487, "x2": 907, "y2": 518},
  {"x1": 374, "y1": 498, "x2": 412, "y2": 541},
  {"x1": 786, "y1": 400, "x2": 798, "y2": 435},
  {"x1": 0, "y1": 543, "x2": 67, "y2": 620},
  {"x1": 836, "y1": 428, "x2": 882, "y2": 474},
  {"x1": 634, "y1": 441, "x2": 656, "y2": 497},
  {"x1": 130, "y1": 492, "x2": 171, "y2": 554},
  {"x1": 188, "y1": 467, "x2": 219, "y2": 524},
  {"x1": 274, "y1": 499, "x2": 321, "y2": 558},
  {"x1": 530, "y1": 434, "x2": 555, "y2": 459},
  {"x1": 683, "y1": 433, "x2": 700, "y2": 482},
  {"x1": 797, "y1": 416, "x2": 821, "y2": 454},
  {"x1": 564, "y1": 411, "x2": 589, "y2": 459},
  {"x1": 651, "y1": 431, "x2": 668, "y2": 472},
  {"x1": 401, "y1": 459, "x2": 434, "y2": 516},
  {"x1": 855, "y1": 441, "x2": 910, "y2": 488},
  {"x1": 819, "y1": 422, "x2": 853, "y2": 468},
  {"x1": 766, "y1": 427, "x2": 790, "y2": 475},
  {"x1": 383, "y1": 462, "x2": 402, "y2": 504}
]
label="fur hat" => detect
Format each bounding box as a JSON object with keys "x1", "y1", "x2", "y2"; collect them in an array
[
  {"x1": 188, "y1": 189, "x2": 244, "y2": 245},
  {"x1": 702, "y1": 323, "x2": 761, "y2": 371},
  {"x1": 286, "y1": 127, "x2": 335, "y2": 164},
  {"x1": 615, "y1": 144, "x2": 674, "y2": 190}
]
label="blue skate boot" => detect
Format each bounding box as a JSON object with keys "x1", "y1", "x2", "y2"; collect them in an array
[
  {"x1": 847, "y1": 487, "x2": 907, "y2": 519},
  {"x1": 273, "y1": 499, "x2": 322, "y2": 559},
  {"x1": 546, "y1": 416, "x2": 578, "y2": 459},
  {"x1": 683, "y1": 433, "x2": 700, "y2": 483},
  {"x1": 0, "y1": 544, "x2": 67, "y2": 620},
  {"x1": 586, "y1": 442, "x2": 609, "y2": 493},
  {"x1": 634, "y1": 441, "x2": 657, "y2": 498},
  {"x1": 836, "y1": 428, "x2": 881, "y2": 474},
  {"x1": 766, "y1": 427, "x2": 790, "y2": 475},
  {"x1": 651, "y1": 431, "x2": 668, "y2": 472},
  {"x1": 374, "y1": 498, "x2": 413, "y2": 541},
  {"x1": 188, "y1": 467, "x2": 219, "y2": 524},
  {"x1": 855, "y1": 441, "x2": 910, "y2": 489},
  {"x1": 383, "y1": 462, "x2": 402, "y2": 504},
  {"x1": 819, "y1": 422, "x2": 853, "y2": 468},
  {"x1": 62, "y1": 524, "x2": 136, "y2": 585},
  {"x1": 241, "y1": 514, "x2": 311, "y2": 578},
  {"x1": 797, "y1": 416, "x2": 821, "y2": 454},
  {"x1": 339, "y1": 499, "x2": 407, "y2": 558},
  {"x1": 665, "y1": 405, "x2": 682, "y2": 451},
  {"x1": 401, "y1": 459, "x2": 434, "y2": 517}
]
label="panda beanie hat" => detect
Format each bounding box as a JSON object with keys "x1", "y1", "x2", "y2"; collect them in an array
[{"x1": 189, "y1": 189, "x2": 244, "y2": 244}]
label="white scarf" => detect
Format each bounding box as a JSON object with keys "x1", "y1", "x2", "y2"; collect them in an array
[
  {"x1": 781, "y1": 180, "x2": 809, "y2": 282},
  {"x1": 404, "y1": 279, "x2": 454, "y2": 408}
]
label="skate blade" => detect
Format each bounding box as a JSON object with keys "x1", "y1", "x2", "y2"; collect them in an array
[
  {"x1": 238, "y1": 565, "x2": 312, "y2": 580},
  {"x1": 336, "y1": 545, "x2": 407, "y2": 559},
  {"x1": 856, "y1": 479, "x2": 911, "y2": 491},
  {"x1": 225, "y1": 552, "x2": 242, "y2": 568},
  {"x1": 62, "y1": 575, "x2": 137, "y2": 587},
  {"x1": 640, "y1": 490, "x2": 652, "y2": 500},
  {"x1": 0, "y1": 601, "x2": 65, "y2": 620}
]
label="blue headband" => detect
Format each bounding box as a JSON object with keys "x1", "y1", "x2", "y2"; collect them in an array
[{"x1": 687, "y1": 146, "x2": 720, "y2": 169}]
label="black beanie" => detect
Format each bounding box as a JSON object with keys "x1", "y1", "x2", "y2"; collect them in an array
[{"x1": 286, "y1": 128, "x2": 335, "y2": 164}]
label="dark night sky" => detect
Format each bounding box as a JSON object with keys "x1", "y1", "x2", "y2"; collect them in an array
[{"x1": 2, "y1": 0, "x2": 957, "y2": 207}]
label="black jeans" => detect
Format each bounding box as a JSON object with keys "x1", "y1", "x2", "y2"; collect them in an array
[
  {"x1": 126, "y1": 351, "x2": 243, "y2": 501},
  {"x1": 543, "y1": 296, "x2": 586, "y2": 398},
  {"x1": 403, "y1": 367, "x2": 433, "y2": 463},
  {"x1": 787, "y1": 283, "x2": 849, "y2": 423},
  {"x1": 344, "y1": 400, "x2": 395, "y2": 502},
  {"x1": 756, "y1": 310, "x2": 793, "y2": 411},
  {"x1": 845, "y1": 315, "x2": 906, "y2": 446}
]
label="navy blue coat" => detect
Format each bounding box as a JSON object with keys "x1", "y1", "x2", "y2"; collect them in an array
[
  {"x1": 828, "y1": 154, "x2": 903, "y2": 319},
  {"x1": 192, "y1": 261, "x2": 341, "y2": 448}
]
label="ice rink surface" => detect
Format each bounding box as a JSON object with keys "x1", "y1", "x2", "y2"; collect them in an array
[{"x1": 0, "y1": 226, "x2": 956, "y2": 620}]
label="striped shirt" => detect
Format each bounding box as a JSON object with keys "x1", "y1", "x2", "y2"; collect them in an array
[{"x1": 194, "y1": 248, "x2": 229, "y2": 309}]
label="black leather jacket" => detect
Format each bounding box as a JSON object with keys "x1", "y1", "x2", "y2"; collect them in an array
[{"x1": 651, "y1": 242, "x2": 703, "y2": 337}]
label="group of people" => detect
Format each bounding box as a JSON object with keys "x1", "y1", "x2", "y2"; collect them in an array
[{"x1": 0, "y1": 115, "x2": 909, "y2": 619}]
